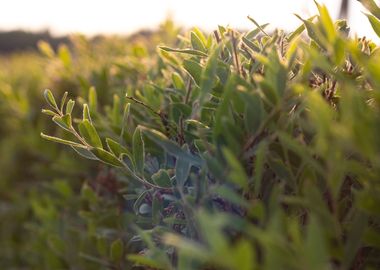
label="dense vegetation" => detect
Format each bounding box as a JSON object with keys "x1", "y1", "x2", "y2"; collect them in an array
[{"x1": 2, "y1": 1, "x2": 380, "y2": 269}]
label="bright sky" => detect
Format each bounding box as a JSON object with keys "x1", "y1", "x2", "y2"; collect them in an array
[{"x1": 0, "y1": 0, "x2": 378, "y2": 40}]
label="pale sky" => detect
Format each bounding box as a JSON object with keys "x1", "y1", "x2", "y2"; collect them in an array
[{"x1": 0, "y1": 0, "x2": 378, "y2": 40}]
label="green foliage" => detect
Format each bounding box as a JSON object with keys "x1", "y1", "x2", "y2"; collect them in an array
[
  {"x1": 0, "y1": 20, "x2": 179, "y2": 269},
  {"x1": 3, "y1": 2, "x2": 380, "y2": 269},
  {"x1": 39, "y1": 3, "x2": 380, "y2": 269}
]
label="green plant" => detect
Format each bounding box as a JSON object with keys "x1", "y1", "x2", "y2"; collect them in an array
[
  {"x1": 0, "y1": 24, "x2": 178, "y2": 268},
  {"x1": 41, "y1": 1, "x2": 380, "y2": 269}
]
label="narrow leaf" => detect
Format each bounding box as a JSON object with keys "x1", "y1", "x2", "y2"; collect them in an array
[
  {"x1": 41, "y1": 133, "x2": 85, "y2": 148},
  {"x1": 71, "y1": 146, "x2": 98, "y2": 160},
  {"x1": 106, "y1": 138, "x2": 131, "y2": 158},
  {"x1": 110, "y1": 239, "x2": 123, "y2": 262},
  {"x1": 183, "y1": 59, "x2": 203, "y2": 86},
  {"x1": 83, "y1": 103, "x2": 92, "y2": 123},
  {"x1": 175, "y1": 145, "x2": 191, "y2": 189},
  {"x1": 159, "y1": 46, "x2": 208, "y2": 57},
  {"x1": 172, "y1": 72, "x2": 185, "y2": 90},
  {"x1": 88, "y1": 86, "x2": 98, "y2": 112},
  {"x1": 60, "y1": 91, "x2": 68, "y2": 112},
  {"x1": 191, "y1": 32, "x2": 207, "y2": 52},
  {"x1": 364, "y1": 12, "x2": 380, "y2": 37},
  {"x1": 41, "y1": 109, "x2": 56, "y2": 116},
  {"x1": 44, "y1": 89, "x2": 58, "y2": 111},
  {"x1": 247, "y1": 16, "x2": 269, "y2": 36},
  {"x1": 91, "y1": 148, "x2": 123, "y2": 167},
  {"x1": 133, "y1": 127, "x2": 145, "y2": 175},
  {"x1": 66, "y1": 99, "x2": 75, "y2": 114},
  {"x1": 78, "y1": 119, "x2": 102, "y2": 148}
]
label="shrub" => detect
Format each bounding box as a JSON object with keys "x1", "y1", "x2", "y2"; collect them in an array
[
  {"x1": 41, "y1": 2, "x2": 380, "y2": 269},
  {"x1": 0, "y1": 21, "x2": 178, "y2": 268}
]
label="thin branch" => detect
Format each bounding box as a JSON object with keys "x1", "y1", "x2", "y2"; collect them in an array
[{"x1": 231, "y1": 31, "x2": 241, "y2": 76}]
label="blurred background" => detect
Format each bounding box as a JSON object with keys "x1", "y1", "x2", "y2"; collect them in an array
[
  {"x1": 0, "y1": 0, "x2": 379, "y2": 42},
  {"x1": 0, "y1": 0, "x2": 378, "y2": 268}
]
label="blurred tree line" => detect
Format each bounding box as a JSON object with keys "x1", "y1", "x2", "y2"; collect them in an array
[
  {"x1": 0, "y1": 29, "x2": 162, "y2": 54},
  {"x1": 0, "y1": 30, "x2": 70, "y2": 53}
]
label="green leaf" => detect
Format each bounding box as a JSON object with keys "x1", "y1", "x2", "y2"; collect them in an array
[
  {"x1": 315, "y1": 2, "x2": 335, "y2": 42},
  {"x1": 133, "y1": 127, "x2": 145, "y2": 175},
  {"x1": 41, "y1": 109, "x2": 56, "y2": 116},
  {"x1": 159, "y1": 46, "x2": 208, "y2": 57},
  {"x1": 152, "y1": 169, "x2": 172, "y2": 188},
  {"x1": 191, "y1": 31, "x2": 207, "y2": 52},
  {"x1": 264, "y1": 48, "x2": 287, "y2": 99},
  {"x1": 359, "y1": 0, "x2": 380, "y2": 19},
  {"x1": 112, "y1": 94, "x2": 121, "y2": 126},
  {"x1": 193, "y1": 27, "x2": 208, "y2": 48},
  {"x1": 66, "y1": 99, "x2": 75, "y2": 114},
  {"x1": 106, "y1": 138, "x2": 130, "y2": 158},
  {"x1": 198, "y1": 46, "x2": 220, "y2": 110},
  {"x1": 247, "y1": 16, "x2": 269, "y2": 36},
  {"x1": 231, "y1": 240, "x2": 255, "y2": 270},
  {"x1": 82, "y1": 103, "x2": 92, "y2": 123},
  {"x1": 172, "y1": 72, "x2": 185, "y2": 90},
  {"x1": 254, "y1": 141, "x2": 267, "y2": 197},
  {"x1": 40, "y1": 133, "x2": 85, "y2": 148},
  {"x1": 242, "y1": 36, "x2": 261, "y2": 53},
  {"x1": 218, "y1": 25, "x2": 227, "y2": 37},
  {"x1": 214, "y1": 75, "x2": 237, "y2": 138},
  {"x1": 175, "y1": 144, "x2": 192, "y2": 189},
  {"x1": 96, "y1": 237, "x2": 108, "y2": 257},
  {"x1": 185, "y1": 119, "x2": 210, "y2": 129},
  {"x1": 110, "y1": 239, "x2": 123, "y2": 262},
  {"x1": 81, "y1": 182, "x2": 98, "y2": 203},
  {"x1": 121, "y1": 102, "x2": 131, "y2": 138},
  {"x1": 364, "y1": 12, "x2": 380, "y2": 38},
  {"x1": 159, "y1": 50, "x2": 181, "y2": 66},
  {"x1": 222, "y1": 147, "x2": 249, "y2": 190},
  {"x1": 287, "y1": 23, "x2": 306, "y2": 42},
  {"x1": 90, "y1": 147, "x2": 123, "y2": 167},
  {"x1": 71, "y1": 146, "x2": 98, "y2": 160},
  {"x1": 88, "y1": 86, "x2": 97, "y2": 112},
  {"x1": 58, "y1": 45, "x2": 71, "y2": 68},
  {"x1": 140, "y1": 126, "x2": 202, "y2": 166},
  {"x1": 295, "y1": 14, "x2": 326, "y2": 49},
  {"x1": 78, "y1": 119, "x2": 102, "y2": 148},
  {"x1": 342, "y1": 211, "x2": 368, "y2": 269},
  {"x1": 120, "y1": 152, "x2": 135, "y2": 172},
  {"x1": 243, "y1": 93, "x2": 262, "y2": 134},
  {"x1": 305, "y1": 216, "x2": 329, "y2": 270},
  {"x1": 60, "y1": 91, "x2": 68, "y2": 112},
  {"x1": 183, "y1": 59, "x2": 203, "y2": 86},
  {"x1": 245, "y1": 23, "x2": 269, "y2": 40},
  {"x1": 171, "y1": 103, "x2": 192, "y2": 121},
  {"x1": 44, "y1": 89, "x2": 58, "y2": 111},
  {"x1": 52, "y1": 114, "x2": 72, "y2": 131}
]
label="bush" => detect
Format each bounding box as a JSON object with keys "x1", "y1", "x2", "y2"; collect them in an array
[
  {"x1": 0, "y1": 21, "x2": 178, "y2": 269},
  {"x1": 32, "y1": 1, "x2": 380, "y2": 269}
]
